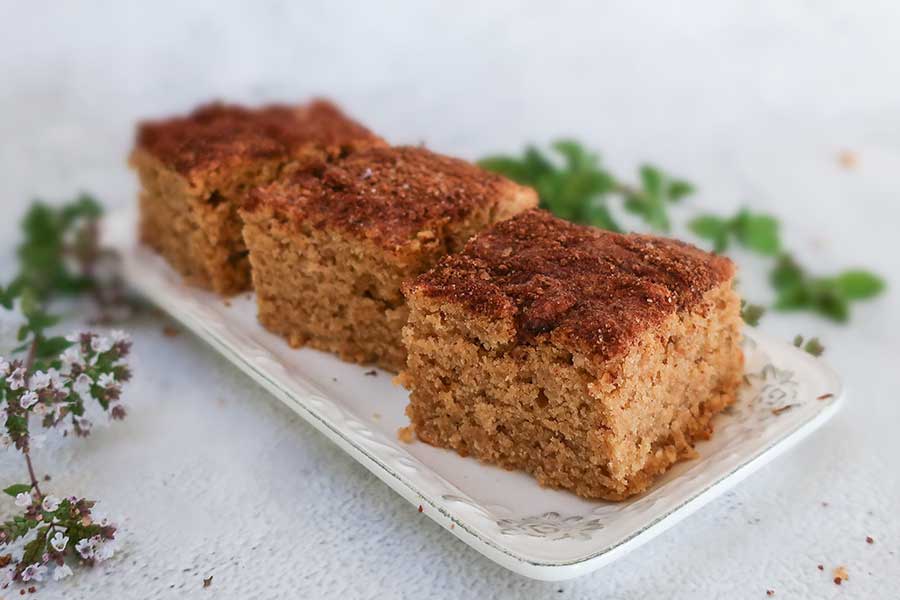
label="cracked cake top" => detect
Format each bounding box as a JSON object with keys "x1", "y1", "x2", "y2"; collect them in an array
[
  {"x1": 243, "y1": 145, "x2": 536, "y2": 252},
  {"x1": 405, "y1": 209, "x2": 735, "y2": 359},
  {"x1": 134, "y1": 99, "x2": 383, "y2": 181}
]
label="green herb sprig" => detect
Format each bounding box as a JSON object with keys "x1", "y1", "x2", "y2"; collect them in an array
[
  {"x1": 770, "y1": 254, "x2": 885, "y2": 323},
  {"x1": 479, "y1": 141, "x2": 692, "y2": 233},
  {"x1": 1, "y1": 195, "x2": 133, "y2": 587},
  {"x1": 688, "y1": 209, "x2": 781, "y2": 255}
]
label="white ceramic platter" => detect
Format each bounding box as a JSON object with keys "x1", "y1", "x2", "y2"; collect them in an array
[{"x1": 106, "y1": 209, "x2": 843, "y2": 581}]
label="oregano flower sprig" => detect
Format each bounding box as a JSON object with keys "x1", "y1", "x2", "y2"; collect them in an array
[
  {"x1": 0, "y1": 195, "x2": 133, "y2": 587},
  {"x1": 0, "y1": 491, "x2": 116, "y2": 584},
  {"x1": 1, "y1": 330, "x2": 131, "y2": 450},
  {"x1": 0, "y1": 327, "x2": 130, "y2": 585}
]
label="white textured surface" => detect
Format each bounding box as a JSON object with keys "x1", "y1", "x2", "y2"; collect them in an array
[{"x1": 0, "y1": 1, "x2": 898, "y2": 597}]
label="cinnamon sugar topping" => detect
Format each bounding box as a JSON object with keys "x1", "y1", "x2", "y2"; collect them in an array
[
  {"x1": 407, "y1": 209, "x2": 735, "y2": 358},
  {"x1": 246, "y1": 146, "x2": 519, "y2": 250},
  {"x1": 136, "y1": 99, "x2": 382, "y2": 177}
]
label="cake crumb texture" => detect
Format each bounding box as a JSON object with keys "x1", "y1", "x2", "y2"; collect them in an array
[
  {"x1": 240, "y1": 146, "x2": 537, "y2": 371},
  {"x1": 401, "y1": 210, "x2": 743, "y2": 500},
  {"x1": 132, "y1": 99, "x2": 383, "y2": 295}
]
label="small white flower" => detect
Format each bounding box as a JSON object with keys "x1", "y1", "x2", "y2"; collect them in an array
[
  {"x1": 47, "y1": 367, "x2": 65, "y2": 389},
  {"x1": 42, "y1": 495, "x2": 61, "y2": 512},
  {"x1": 29, "y1": 370, "x2": 51, "y2": 390},
  {"x1": 0, "y1": 357, "x2": 9, "y2": 376},
  {"x1": 60, "y1": 346, "x2": 83, "y2": 371},
  {"x1": 65, "y1": 331, "x2": 84, "y2": 343},
  {"x1": 0, "y1": 433, "x2": 11, "y2": 448},
  {"x1": 50, "y1": 530, "x2": 69, "y2": 551},
  {"x1": 109, "y1": 330, "x2": 130, "y2": 344},
  {"x1": 14, "y1": 491, "x2": 32, "y2": 507},
  {"x1": 52, "y1": 564, "x2": 73, "y2": 581},
  {"x1": 20, "y1": 563, "x2": 47, "y2": 582},
  {"x1": 19, "y1": 390, "x2": 39, "y2": 409},
  {"x1": 91, "y1": 335, "x2": 113, "y2": 354},
  {"x1": 6, "y1": 367, "x2": 26, "y2": 390},
  {"x1": 75, "y1": 536, "x2": 99, "y2": 560},
  {"x1": 75, "y1": 537, "x2": 95, "y2": 559},
  {"x1": 97, "y1": 372, "x2": 116, "y2": 388},
  {"x1": 73, "y1": 373, "x2": 93, "y2": 398},
  {"x1": 95, "y1": 539, "x2": 116, "y2": 562},
  {"x1": 32, "y1": 402, "x2": 48, "y2": 417}
]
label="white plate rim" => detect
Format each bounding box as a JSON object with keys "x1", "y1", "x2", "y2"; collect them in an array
[{"x1": 107, "y1": 210, "x2": 844, "y2": 581}]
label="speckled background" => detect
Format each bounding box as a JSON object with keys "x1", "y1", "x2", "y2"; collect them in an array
[{"x1": 0, "y1": 1, "x2": 898, "y2": 598}]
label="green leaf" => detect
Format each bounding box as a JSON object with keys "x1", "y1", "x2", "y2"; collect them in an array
[
  {"x1": 833, "y1": 270, "x2": 886, "y2": 300},
  {"x1": 60, "y1": 194, "x2": 103, "y2": 224},
  {"x1": 688, "y1": 214, "x2": 730, "y2": 253},
  {"x1": 814, "y1": 291, "x2": 850, "y2": 322},
  {"x1": 480, "y1": 141, "x2": 622, "y2": 231},
  {"x1": 689, "y1": 215, "x2": 729, "y2": 241},
  {"x1": 19, "y1": 526, "x2": 48, "y2": 568},
  {"x1": 27, "y1": 310, "x2": 60, "y2": 331},
  {"x1": 639, "y1": 165, "x2": 663, "y2": 198},
  {"x1": 0, "y1": 279, "x2": 23, "y2": 310},
  {"x1": 733, "y1": 210, "x2": 781, "y2": 255},
  {"x1": 3, "y1": 483, "x2": 32, "y2": 497},
  {"x1": 774, "y1": 286, "x2": 811, "y2": 311},
  {"x1": 667, "y1": 179, "x2": 694, "y2": 201},
  {"x1": 586, "y1": 203, "x2": 622, "y2": 233},
  {"x1": 35, "y1": 335, "x2": 72, "y2": 360},
  {"x1": 770, "y1": 254, "x2": 806, "y2": 291},
  {"x1": 740, "y1": 301, "x2": 766, "y2": 327},
  {"x1": 477, "y1": 156, "x2": 535, "y2": 184},
  {"x1": 12, "y1": 195, "x2": 104, "y2": 304},
  {"x1": 522, "y1": 146, "x2": 555, "y2": 178},
  {"x1": 553, "y1": 140, "x2": 594, "y2": 172},
  {"x1": 689, "y1": 208, "x2": 780, "y2": 256},
  {"x1": 480, "y1": 143, "x2": 691, "y2": 233},
  {"x1": 803, "y1": 337, "x2": 825, "y2": 357}
]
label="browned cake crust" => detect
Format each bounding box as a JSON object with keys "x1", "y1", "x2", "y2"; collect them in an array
[
  {"x1": 409, "y1": 209, "x2": 735, "y2": 359},
  {"x1": 400, "y1": 209, "x2": 744, "y2": 500},
  {"x1": 240, "y1": 146, "x2": 537, "y2": 371},
  {"x1": 135, "y1": 100, "x2": 381, "y2": 187},
  {"x1": 243, "y1": 145, "x2": 536, "y2": 252},
  {"x1": 131, "y1": 100, "x2": 384, "y2": 294}
]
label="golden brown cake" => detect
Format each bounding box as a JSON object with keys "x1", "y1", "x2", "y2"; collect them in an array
[
  {"x1": 398, "y1": 209, "x2": 743, "y2": 500},
  {"x1": 239, "y1": 145, "x2": 537, "y2": 372},
  {"x1": 130, "y1": 100, "x2": 384, "y2": 295}
]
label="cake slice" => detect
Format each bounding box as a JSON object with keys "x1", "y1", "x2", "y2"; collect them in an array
[
  {"x1": 239, "y1": 146, "x2": 537, "y2": 372},
  {"x1": 399, "y1": 209, "x2": 743, "y2": 500},
  {"x1": 130, "y1": 100, "x2": 384, "y2": 295}
]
